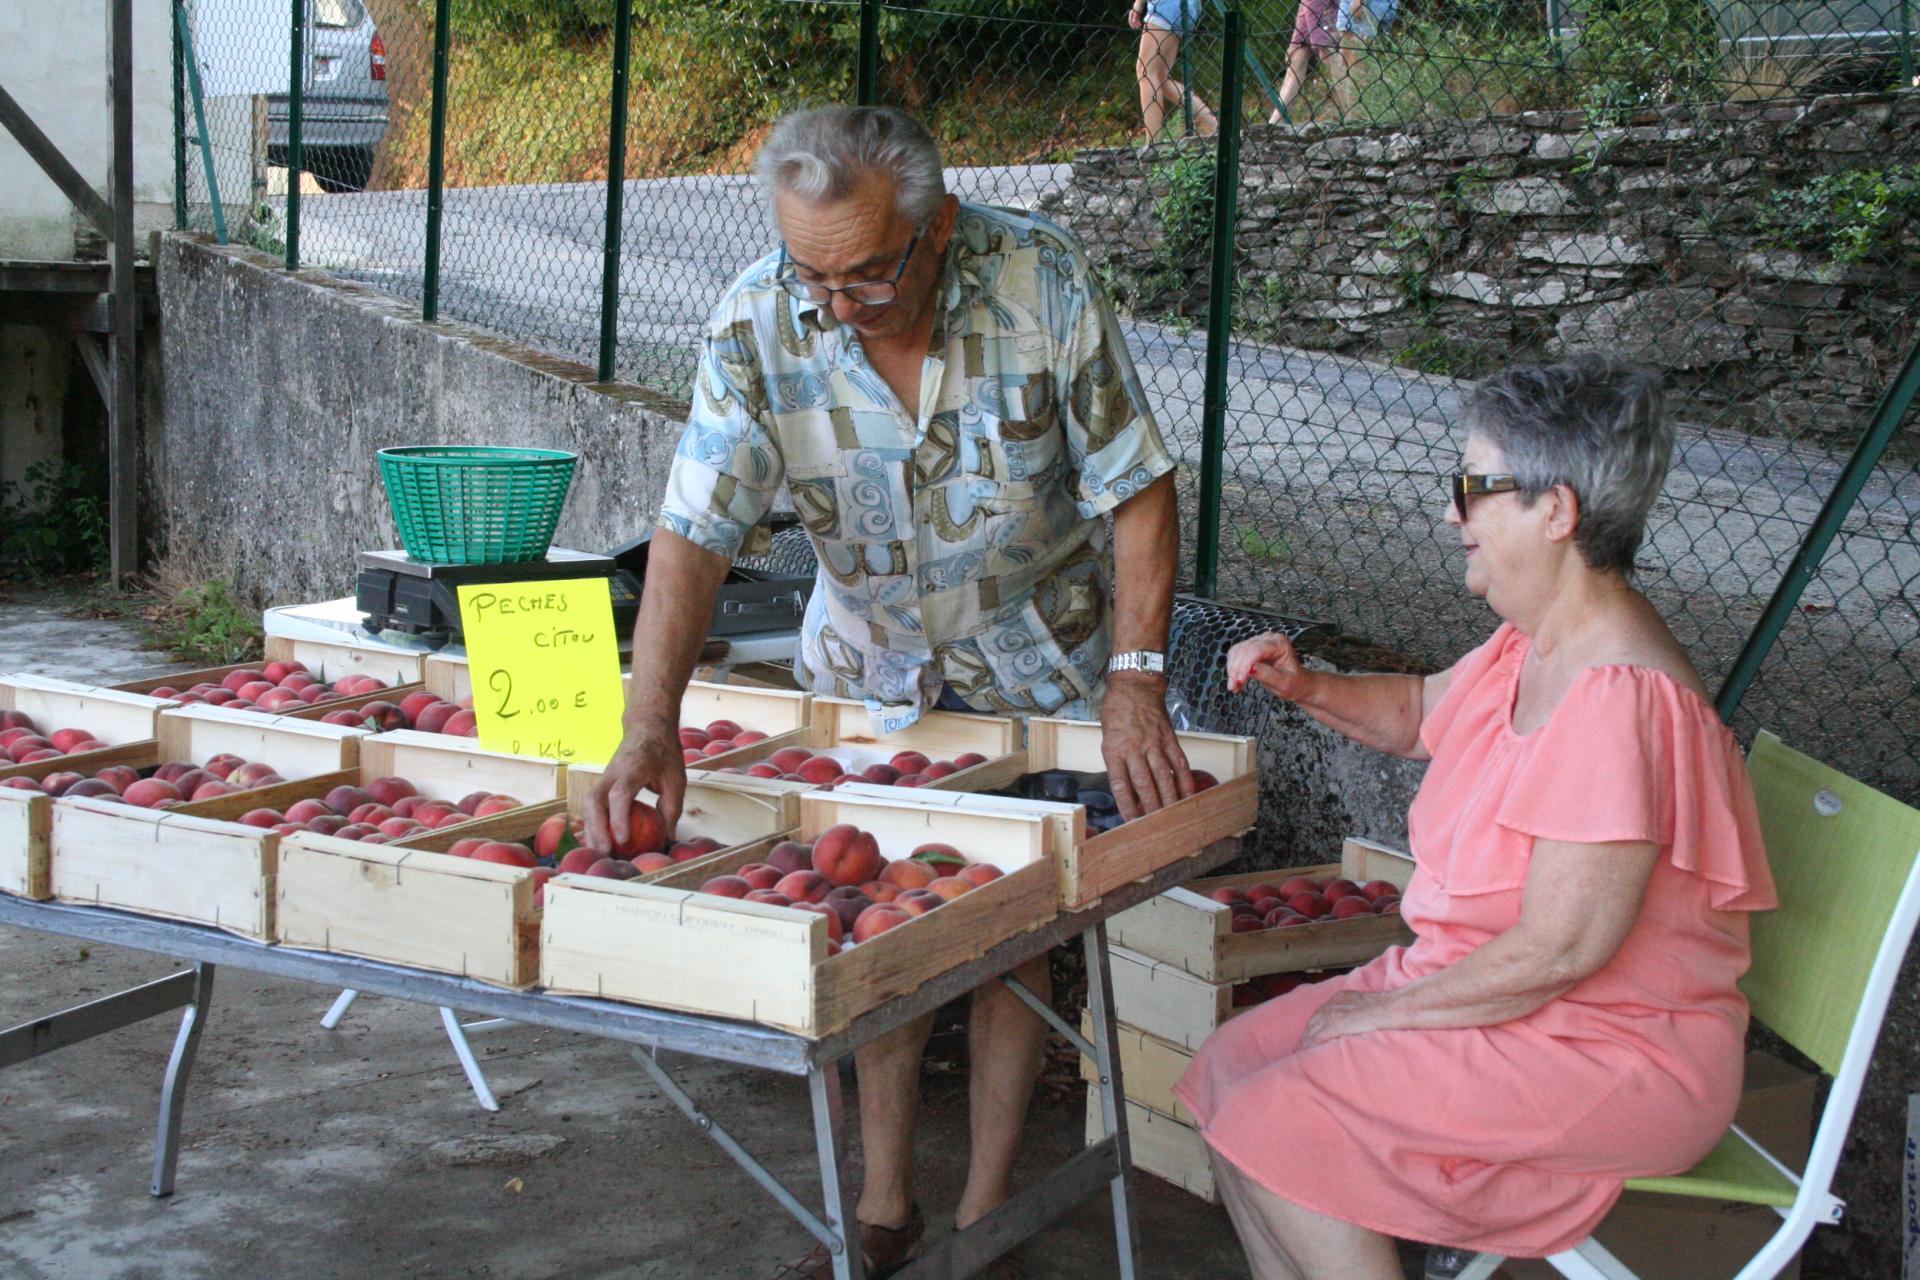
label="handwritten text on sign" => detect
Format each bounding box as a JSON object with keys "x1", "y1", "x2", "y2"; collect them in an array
[{"x1": 456, "y1": 580, "x2": 624, "y2": 765}]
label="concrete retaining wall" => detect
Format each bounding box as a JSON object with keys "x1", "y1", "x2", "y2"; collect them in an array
[{"x1": 150, "y1": 233, "x2": 687, "y2": 605}]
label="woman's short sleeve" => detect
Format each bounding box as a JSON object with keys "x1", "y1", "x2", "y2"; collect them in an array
[{"x1": 1419, "y1": 624, "x2": 1520, "y2": 758}]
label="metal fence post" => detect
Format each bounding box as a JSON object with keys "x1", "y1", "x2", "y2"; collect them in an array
[
  {"x1": 597, "y1": 0, "x2": 635, "y2": 384},
  {"x1": 857, "y1": 0, "x2": 880, "y2": 105},
  {"x1": 172, "y1": 0, "x2": 186, "y2": 229},
  {"x1": 1900, "y1": 0, "x2": 1915, "y2": 88},
  {"x1": 1715, "y1": 335, "x2": 1920, "y2": 721},
  {"x1": 285, "y1": 0, "x2": 303, "y2": 268},
  {"x1": 1193, "y1": 5, "x2": 1244, "y2": 599},
  {"x1": 422, "y1": 0, "x2": 452, "y2": 321}
]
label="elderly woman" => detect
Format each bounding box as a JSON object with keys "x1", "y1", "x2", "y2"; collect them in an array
[{"x1": 1178, "y1": 356, "x2": 1778, "y2": 1279}]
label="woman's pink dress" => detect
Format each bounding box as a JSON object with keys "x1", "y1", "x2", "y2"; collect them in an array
[{"x1": 1174, "y1": 623, "x2": 1778, "y2": 1257}]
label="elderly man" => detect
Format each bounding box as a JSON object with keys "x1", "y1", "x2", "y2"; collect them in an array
[{"x1": 586, "y1": 104, "x2": 1192, "y2": 1277}]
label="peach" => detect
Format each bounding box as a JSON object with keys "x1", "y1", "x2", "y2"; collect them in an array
[
  {"x1": 910, "y1": 842, "x2": 967, "y2": 872},
  {"x1": 199, "y1": 688, "x2": 236, "y2": 705},
  {"x1": 220, "y1": 668, "x2": 266, "y2": 693},
  {"x1": 860, "y1": 880, "x2": 901, "y2": 903},
  {"x1": 236, "y1": 680, "x2": 276, "y2": 702},
  {"x1": 894, "y1": 773, "x2": 929, "y2": 787},
  {"x1": 852, "y1": 904, "x2": 912, "y2": 943},
  {"x1": 737, "y1": 863, "x2": 783, "y2": 890},
  {"x1": 320, "y1": 709, "x2": 365, "y2": 728},
  {"x1": 49, "y1": 728, "x2": 96, "y2": 753},
  {"x1": 765, "y1": 840, "x2": 813, "y2": 875},
  {"x1": 823, "y1": 886, "x2": 873, "y2": 933},
  {"x1": 39, "y1": 771, "x2": 85, "y2": 796},
  {"x1": 682, "y1": 748, "x2": 706, "y2": 764},
  {"x1": 323, "y1": 785, "x2": 371, "y2": 815},
  {"x1": 1330, "y1": 896, "x2": 1373, "y2": 919},
  {"x1": 446, "y1": 837, "x2": 488, "y2": 858},
  {"x1": 1285, "y1": 891, "x2": 1330, "y2": 919},
  {"x1": 813, "y1": 824, "x2": 883, "y2": 886},
  {"x1": 366, "y1": 776, "x2": 417, "y2": 807},
  {"x1": 880, "y1": 859, "x2": 936, "y2": 890},
  {"x1": 1231, "y1": 913, "x2": 1266, "y2": 933},
  {"x1": 358, "y1": 834, "x2": 392, "y2": 845},
  {"x1": 1360, "y1": 880, "x2": 1400, "y2": 902},
  {"x1": 263, "y1": 659, "x2": 306, "y2": 683},
  {"x1": 745, "y1": 889, "x2": 794, "y2": 907},
  {"x1": 271, "y1": 822, "x2": 306, "y2": 836},
  {"x1": 154, "y1": 761, "x2": 197, "y2": 784},
  {"x1": 922, "y1": 760, "x2": 958, "y2": 779},
  {"x1": 925, "y1": 876, "x2": 973, "y2": 901},
  {"x1": 392, "y1": 795, "x2": 425, "y2": 817},
  {"x1": 203, "y1": 754, "x2": 244, "y2": 779},
  {"x1": 412, "y1": 802, "x2": 458, "y2": 827},
  {"x1": 123, "y1": 778, "x2": 183, "y2": 808},
  {"x1": 774, "y1": 870, "x2": 833, "y2": 904},
  {"x1": 444, "y1": 710, "x2": 478, "y2": 737},
  {"x1": 306, "y1": 815, "x2": 351, "y2": 836},
  {"x1": 473, "y1": 841, "x2": 537, "y2": 868},
  {"x1": 1374, "y1": 896, "x2": 1402, "y2": 915},
  {"x1": 399, "y1": 691, "x2": 442, "y2": 723},
  {"x1": 189, "y1": 780, "x2": 238, "y2": 801},
  {"x1": 678, "y1": 727, "x2": 711, "y2": 750},
  {"x1": 348, "y1": 803, "x2": 394, "y2": 825},
  {"x1": 535, "y1": 813, "x2": 572, "y2": 860},
  {"x1": 278, "y1": 672, "x2": 320, "y2": 692},
  {"x1": 63, "y1": 778, "x2": 118, "y2": 799},
  {"x1": 1250, "y1": 896, "x2": 1285, "y2": 917},
  {"x1": 733, "y1": 730, "x2": 768, "y2": 745},
  {"x1": 705, "y1": 719, "x2": 744, "y2": 740},
  {"x1": 700, "y1": 875, "x2": 754, "y2": 899},
  {"x1": 0, "y1": 778, "x2": 42, "y2": 793},
  {"x1": 433, "y1": 811, "x2": 470, "y2": 829},
  {"x1": 557, "y1": 846, "x2": 602, "y2": 874},
  {"x1": 957, "y1": 862, "x2": 1003, "y2": 887},
  {"x1": 1247, "y1": 882, "x2": 1284, "y2": 902},
  {"x1": 356, "y1": 700, "x2": 408, "y2": 731},
  {"x1": 611, "y1": 799, "x2": 666, "y2": 857},
  {"x1": 769, "y1": 746, "x2": 814, "y2": 773},
  {"x1": 93, "y1": 765, "x2": 140, "y2": 794},
  {"x1": 1191, "y1": 770, "x2": 1219, "y2": 791},
  {"x1": 456, "y1": 790, "x2": 493, "y2": 816},
  {"x1": 1208, "y1": 886, "x2": 1249, "y2": 906},
  {"x1": 585, "y1": 858, "x2": 626, "y2": 878},
  {"x1": 1322, "y1": 878, "x2": 1362, "y2": 902},
  {"x1": 796, "y1": 755, "x2": 845, "y2": 784},
  {"x1": 951, "y1": 752, "x2": 988, "y2": 769},
  {"x1": 1277, "y1": 876, "x2": 1322, "y2": 898},
  {"x1": 1267, "y1": 910, "x2": 1311, "y2": 929},
  {"x1": 630, "y1": 852, "x2": 674, "y2": 873},
  {"x1": 668, "y1": 836, "x2": 724, "y2": 862},
  {"x1": 0, "y1": 711, "x2": 38, "y2": 731},
  {"x1": 700, "y1": 740, "x2": 736, "y2": 758},
  {"x1": 415, "y1": 701, "x2": 462, "y2": 734},
  {"x1": 284, "y1": 799, "x2": 336, "y2": 824},
  {"x1": 296, "y1": 684, "x2": 331, "y2": 704},
  {"x1": 17, "y1": 749, "x2": 61, "y2": 764},
  {"x1": 860, "y1": 763, "x2": 901, "y2": 786},
  {"x1": 237, "y1": 808, "x2": 283, "y2": 828},
  {"x1": 227, "y1": 761, "x2": 280, "y2": 789},
  {"x1": 790, "y1": 902, "x2": 844, "y2": 944},
  {"x1": 378, "y1": 816, "x2": 424, "y2": 838},
  {"x1": 746, "y1": 763, "x2": 784, "y2": 779},
  {"x1": 7, "y1": 736, "x2": 54, "y2": 761},
  {"x1": 888, "y1": 751, "x2": 932, "y2": 775}
]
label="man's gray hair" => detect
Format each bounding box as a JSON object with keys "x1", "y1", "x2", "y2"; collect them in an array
[
  {"x1": 1466, "y1": 355, "x2": 1673, "y2": 576},
  {"x1": 754, "y1": 105, "x2": 947, "y2": 227}
]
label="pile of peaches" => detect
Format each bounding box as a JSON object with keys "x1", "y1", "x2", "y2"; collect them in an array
[
  {"x1": 147, "y1": 661, "x2": 392, "y2": 715},
  {"x1": 708, "y1": 745, "x2": 988, "y2": 788},
  {"x1": 1, "y1": 710, "x2": 114, "y2": 764},
  {"x1": 0, "y1": 754, "x2": 288, "y2": 803},
  {"x1": 237, "y1": 778, "x2": 525, "y2": 843},
  {"x1": 316, "y1": 689, "x2": 478, "y2": 738},
  {"x1": 1210, "y1": 874, "x2": 1402, "y2": 931}
]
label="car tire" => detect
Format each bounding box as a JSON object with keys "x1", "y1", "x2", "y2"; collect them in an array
[{"x1": 311, "y1": 145, "x2": 374, "y2": 194}]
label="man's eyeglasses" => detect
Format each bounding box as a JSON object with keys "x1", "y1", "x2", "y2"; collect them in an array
[
  {"x1": 1447, "y1": 472, "x2": 1521, "y2": 521},
  {"x1": 776, "y1": 229, "x2": 923, "y2": 308}
]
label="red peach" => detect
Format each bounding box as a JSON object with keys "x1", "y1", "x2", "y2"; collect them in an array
[
  {"x1": 922, "y1": 761, "x2": 958, "y2": 779},
  {"x1": 796, "y1": 755, "x2": 845, "y2": 785},
  {"x1": 473, "y1": 841, "x2": 537, "y2": 868},
  {"x1": 17, "y1": 749, "x2": 62, "y2": 764},
  {"x1": 1285, "y1": 891, "x2": 1330, "y2": 919},
  {"x1": 320, "y1": 709, "x2": 366, "y2": 728},
  {"x1": 220, "y1": 669, "x2": 267, "y2": 693},
  {"x1": 744, "y1": 889, "x2": 794, "y2": 906},
  {"x1": 0, "y1": 711, "x2": 37, "y2": 731},
  {"x1": 237, "y1": 808, "x2": 283, "y2": 828},
  {"x1": 348, "y1": 803, "x2": 394, "y2": 825},
  {"x1": 456, "y1": 790, "x2": 492, "y2": 816},
  {"x1": 700, "y1": 875, "x2": 754, "y2": 899},
  {"x1": 894, "y1": 889, "x2": 943, "y2": 916},
  {"x1": 733, "y1": 730, "x2": 768, "y2": 745},
  {"x1": 683, "y1": 748, "x2": 706, "y2": 764},
  {"x1": 1374, "y1": 896, "x2": 1402, "y2": 915},
  {"x1": 737, "y1": 863, "x2": 784, "y2": 890},
  {"x1": 0, "y1": 778, "x2": 43, "y2": 793},
  {"x1": 585, "y1": 858, "x2": 626, "y2": 878},
  {"x1": 93, "y1": 765, "x2": 140, "y2": 794},
  {"x1": 630, "y1": 852, "x2": 674, "y2": 874},
  {"x1": 271, "y1": 821, "x2": 306, "y2": 836},
  {"x1": 557, "y1": 846, "x2": 602, "y2": 874},
  {"x1": 925, "y1": 876, "x2": 973, "y2": 901},
  {"x1": 765, "y1": 841, "x2": 813, "y2": 875},
  {"x1": 812, "y1": 824, "x2": 883, "y2": 886},
  {"x1": 235, "y1": 680, "x2": 276, "y2": 702},
  {"x1": 39, "y1": 771, "x2": 85, "y2": 796},
  {"x1": 1360, "y1": 880, "x2": 1400, "y2": 902},
  {"x1": 1330, "y1": 896, "x2": 1374, "y2": 919},
  {"x1": 415, "y1": 702, "x2": 462, "y2": 734},
  {"x1": 49, "y1": 728, "x2": 96, "y2": 752},
  {"x1": 1208, "y1": 887, "x2": 1249, "y2": 906},
  {"x1": 202, "y1": 754, "x2": 244, "y2": 779},
  {"x1": 823, "y1": 886, "x2": 874, "y2": 933},
  {"x1": 278, "y1": 672, "x2": 319, "y2": 692},
  {"x1": 358, "y1": 834, "x2": 392, "y2": 845},
  {"x1": 951, "y1": 752, "x2": 988, "y2": 769},
  {"x1": 880, "y1": 859, "x2": 936, "y2": 890},
  {"x1": 284, "y1": 798, "x2": 336, "y2": 824},
  {"x1": 1191, "y1": 770, "x2": 1220, "y2": 791},
  {"x1": 774, "y1": 870, "x2": 833, "y2": 904},
  {"x1": 668, "y1": 836, "x2": 724, "y2": 863},
  {"x1": 534, "y1": 813, "x2": 571, "y2": 860},
  {"x1": 199, "y1": 688, "x2": 237, "y2": 705},
  {"x1": 263, "y1": 659, "x2": 306, "y2": 683},
  {"x1": 365, "y1": 776, "x2": 417, "y2": 807},
  {"x1": 1247, "y1": 882, "x2": 1284, "y2": 902},
  {"x1": 433, "y1": 811, "x2": 470, "y2": 829},
  {"x1": 700, "y1": 740, "x2": 737, "y2": 758},
  {"x1": 392, "y1": 796, "x2": 425, "y2": 817},
  {"x1": 261, "y1": 688, "x2": 308, "y2": 712},
  {"x1": 894, "y1": 773, "x2": 929, "y2": 787},
  {"x1": 860, "y1": 880, "x2": 902, "y2": 903},
  {"x1": 63, "y1": 778, "x2": 118, "y2": 799},
  {"x1": 412, "y1": 802, "x2": 458, "y2": 827},
  {"x1": 746, "y1": 763, "x2": 783, "y2": 779},
  {"x1": 123, "y1": 778, "x2": 183, "y2": 808},
  {"x1": 860, "y1": 763, "x2": 901, "y2": 785},
  {"x1": 957, "y1": 862, "x2": 1003, "y2": 887},
  {"x1": 705, "y1": 719, "x2": 744, "y2": 740},
  {"x1": 1322, "y1": 878, "x2": 1363, "y2": 902},
  {"x1": 378, "y1": 816, "x2": 425, "y2": 838},
  {"x1": 296, "y1": 684, "x2": 331, "y2": 704},
  {"x1": 794, "y1": 902, "x2": 846, "y2": 944},
  {"x1": 1277, "y1": 876, "x2": 1322, "y2": 898},
  {"x1": 399, "y1": 691, "x2": 442, "y2": 723},
  {"x1": 769, "y1": 747, "x2": 814, "y2": 773},
  {"x1": 852, "y1": 904, "x2": 913, "y2": 943},
  {"x1": 1231, "y1": 913, "x2": 1266, "y2": 933},
  {"x1": 679, "y1": 727, "x2": 712, "y2": 750},
  {"x1": 611, "y1": 799, "x2": 666, "y2": 857},
  {"x1": 910, "y1": 842, "x2": 967, "y2": 870},
  {"x1": 443, "y1": 710, "x2": 478, "y2": 737},
  {"x1": 889, "y1": 750, "x2": 932, "y2": 774},
  {"x1": 306, "y1": 815, "x2": 350, "y2": 836},
  {"x1": 355, "y1": 700, "x2": 408, "y2": 731},
  {"x1": 1250, "y1": 895, "x2": 1285, "y2": 917},
  {"x1": 7, "y1": 736, "x2": 54, "y2": 761},
  {"x1": 324, "y1": 785, "x2": 372, "y2": 814},
  {"x1": 447, "y1": 837, "x2": 489, "y2": 858},
  {"x1": 190, "y1": 780, "x2": 238, "y2": 802},
  {"x1": 154, "y1": 761, "x2": 197, "y2": 784}
]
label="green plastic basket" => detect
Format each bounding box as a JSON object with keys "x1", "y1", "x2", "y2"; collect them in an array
[{"x1": 376, "y1": 445, "x2": 578, "y2": 564}]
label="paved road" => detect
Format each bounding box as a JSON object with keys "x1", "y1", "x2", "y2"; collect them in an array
[{"x1": 281, "y1": 169, "x2": 1918, "y2": 780}]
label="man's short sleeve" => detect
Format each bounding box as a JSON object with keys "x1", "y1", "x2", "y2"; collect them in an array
[
  {"x1": 655, "y1": 314, "x2": 785, "y2": 560},
  {"x1": 1062, "y1": 281, "x2": 1177, "y2": 518}
]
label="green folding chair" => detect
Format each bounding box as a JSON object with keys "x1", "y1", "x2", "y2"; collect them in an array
[{"x1": 1460, "y1": 731, "x2": 1920, "y2": 1280}]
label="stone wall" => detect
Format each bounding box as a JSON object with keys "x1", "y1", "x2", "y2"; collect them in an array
[
  {"x1": 150, "y1": 234, "x2": 688, "y2": 607},
  {"x1": 1043, "y1": 90, "x2": 1920, "y2": 443}
]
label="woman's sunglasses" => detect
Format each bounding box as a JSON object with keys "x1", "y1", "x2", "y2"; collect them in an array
[{"x1": 1447, "y1": 472, "x2": 1521, "y2": 521}]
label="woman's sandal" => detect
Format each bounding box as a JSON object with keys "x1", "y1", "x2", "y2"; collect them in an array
[{"x1": 773, "y1": 1202, "x2": 926, "y2": 1280}]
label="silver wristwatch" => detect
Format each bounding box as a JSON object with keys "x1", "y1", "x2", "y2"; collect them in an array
[{"x1": 1107, "y1": 650, "x2": 1168, "y2": 676}]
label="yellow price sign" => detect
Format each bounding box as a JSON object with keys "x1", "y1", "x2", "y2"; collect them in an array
[{"x1": 456, "y1": 579, "x2": 624, "y2": 765}]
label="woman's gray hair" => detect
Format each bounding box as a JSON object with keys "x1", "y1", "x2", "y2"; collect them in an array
[
  {"x1": 754, "y1": 105, "x2": 947, "y2": 227},
  {"x1": 1466, "y1": 355, "x2": 1673, "y2": 576}
]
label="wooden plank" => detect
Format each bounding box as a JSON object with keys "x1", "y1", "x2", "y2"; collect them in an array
[
  {"x1": 0, "y1": 739, "x2": 156, "y2": 784},
  {"x1": 1079, "y1": 1013, "x2": 1198, "y2": 1125},
  {"x1": 0, "y1": 789, "x2": 52, "y2": 899},
  {"x1": 1029, "y1": 718, "x2": 1254, "y2": 780},
  {"x1": 50, "y1": 798, "x2": 275, "y2": 938},
  {"x1": 275, "y1": 835, "x2": 539, "y2": 987},
  {"x1": 265, "y1": 635, "x2": 425, "y2": 687},
  {"x1": 396, "y1": 798, "x2": 568, "y2": 853},
  {"x1": 680, "y1": 679, "x2": 811, "y2": 734},
  {"x1": 1059, "y1": 771, "x2": 1259, "y2": 908},
  {"x1": 358, "y1": 730, "x2": 563, "y2": 806},
  {"x1": 0, "y1": 82, "x2": 113, "y2": 234},
  {"x1": 156, "y1": 705, "x2": 368, "y2": 778},
  {"x1": 0, "y1": 674, "x2": 175, "y2": 746},
  {"x1": 107, "y1": 0, "x2": 136, "y2": 585},
  {"x1": 1085, "y1": 1092, "x2": 1217, "y2": 1204},
  {"x1": 541, "y1": 879, "x2": 827, "y2": 1029},
  {"x1": 1106, "y1": 944, "x2": 1233, "y2": 1051},
  {"x1": 1344, "y1": 837, "x2": 1417, "y2": 887},
  {"x1": 423, "y1": 654, "x2": 471, "y2": 703}
]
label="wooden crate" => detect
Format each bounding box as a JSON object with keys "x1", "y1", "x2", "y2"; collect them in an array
[
  {"x1": 675, "y1": 678, "x2": 813, "y2": 768},
  {"x1": 50, "y1": 724, "x2": 557, "y2": 940},
  {"x1": 0, "y1": 785, "x2": 56, "y2": 900},
  {"x1": 112, "y1": 635, "x2": 426, "y2": 698},
  {"x1": 565, "y1": 762, "x2": 802, "y2": 871},
  {"x1": 47, "y1": 713, "x2": 371, "y2": 938},
  {"x1": 541, "y1": 790, "x2": 1060, "y2": 1037},
  {"x1": 693, "y1": 695, "x2": 1025, "y2": 793},
  {"x1": 276, "y1": 833, "x2": 542, "y2": 987},
  {"x1": 1109, "y1": 838, "x2": 1416, "y2": 982},
  {"x1": 0, "y1": 675, "x2": 177, "y2": 779},
  {"x1": 1079, "y1": 1012, "x2": 1199, "y2": 1124},
  {"x1": 1085, "y1": 1090, "x2": 1217, "y2": 1204},
  {"x1": 423, "y1": 653, "x2": 471, "y2": 703}
]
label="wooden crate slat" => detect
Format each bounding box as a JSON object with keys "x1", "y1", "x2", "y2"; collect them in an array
[
  {"x1": 1079, "y1": 1013, "x2": 1198, "y2": 1125},
  {"x1": 1107, "y1": 943, "x2": 1234, "y2": 1051},
  {"x1": 359, "y1": 730, "x2": 563, "y2": 804},
  {"x1": 0, "y1": 674, "x2": 174, "y2": 747},
  {"x1": 1085, "y1": 1092, "x2": 1217, "y2": 1204},
  {"x1": 156, "y1": 704, "x2": 368, "y2": 777},
  {"x1": 0, "y1": 789, "x2": 52, "y2": 899},
  {"x1": 423, "y1": 654, "x2": 471, "y2": 703},
  {"x1": 1059, "y1": 772, "x2": 1259, "y2": 908},
  {"x1": 1029, "y1": 717, "x2": 1253, "y2": 780},
  {"x1": 266, "y1": 635, "x2": 424, "y2": 687},
  {"x1": 50, "y1": 798, "x2": 274, "y2": 938}
]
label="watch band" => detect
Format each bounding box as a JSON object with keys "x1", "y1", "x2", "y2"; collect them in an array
[{"x1": 1107, "y1": 650, "x2": 1168, "y2": 676}]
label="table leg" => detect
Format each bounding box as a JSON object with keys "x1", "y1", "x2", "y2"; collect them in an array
[
  {"x1": 810, "y1": 1059, "x2": 865, "y2": 1280},
  {"x1": 1084, "y1": 924, "x2": 1141, "y2": 1280},
  {"x1": 151, "y1": 961, "x2": 215, "y2": 1198},
  {"x1": 439, "y1": 1005, "x2": 500, "y2": 1112}
]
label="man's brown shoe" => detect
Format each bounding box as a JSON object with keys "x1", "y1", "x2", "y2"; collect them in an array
[{"x1": 773, "y1": 1202, "x2": 925, "y2": 1280}]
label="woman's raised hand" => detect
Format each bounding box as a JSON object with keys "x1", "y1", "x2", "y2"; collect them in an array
[{"x1": 1227, "y1": 631, "x2": 1314, "y2": 701}]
